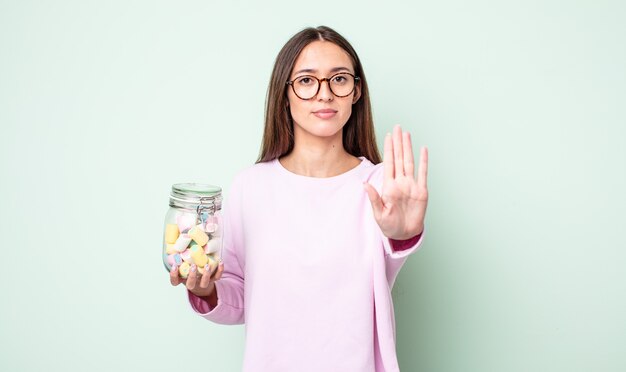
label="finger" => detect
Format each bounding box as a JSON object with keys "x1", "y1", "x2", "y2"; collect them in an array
[
  {"x1": 384, "y1": 133, "x2": 394, "y2": 181},
  {"x1": 393, "y1": 125, "x2": 404, "y2": 177},
  {"x1": 403, "y1": 132, "x2": 415, "y2": 179},
  {"x1": 199, "y1": 264, "x2": 212, "y2": 288},
  {"x1": 213, "y1": 262, "x2": 225, "y2": 281},
  {"x1": 417, "y1": 146, "x2": 429, "y2": 189},
  {"x1": 170, "y1": 264, "x2": 180, "y2": 286},
  {"x1": 363, "y1": 182, "x2": 383, "y2": 222},
  {"x1": 186, "y1": 264, "x2": 198, "y2": 290}
]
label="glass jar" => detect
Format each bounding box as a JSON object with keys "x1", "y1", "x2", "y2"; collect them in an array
[{"x1": 163, "y1": 183, "x2": 223, "y2": 279}]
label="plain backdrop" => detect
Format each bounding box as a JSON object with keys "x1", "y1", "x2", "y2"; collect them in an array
[{"x1": 1, "y1": 1, "x2": 624, "y2": 371}]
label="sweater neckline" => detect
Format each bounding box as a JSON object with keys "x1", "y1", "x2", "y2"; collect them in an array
[{"x1": 272, "y1": 156, "x2": 369, "y2": 183}]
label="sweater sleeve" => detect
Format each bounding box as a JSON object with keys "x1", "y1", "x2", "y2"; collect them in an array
[
  {"x1": 383, "y1": 230, "x2": 424, "y2": 259},
  {"x1": 187, "y1": 173, "x2": 246, "y2": 325}
]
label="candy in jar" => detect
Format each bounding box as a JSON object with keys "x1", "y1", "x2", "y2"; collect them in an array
[{"x1": 163, "y1": 183, "x2": 223, "y2": 278}]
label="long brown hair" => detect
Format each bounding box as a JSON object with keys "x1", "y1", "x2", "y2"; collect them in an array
[{"x1": 256, "y1": 26, "x2": 381, "y2": 164}]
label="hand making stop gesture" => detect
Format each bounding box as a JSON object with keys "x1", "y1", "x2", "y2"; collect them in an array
[{"x1": 363, "y1": 125, "x2": 429, "y2": 240}]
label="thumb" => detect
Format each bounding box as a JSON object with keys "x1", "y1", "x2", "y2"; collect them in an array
[{"x1": 363, "y1": 182, "x2": 383, "y2": 222}]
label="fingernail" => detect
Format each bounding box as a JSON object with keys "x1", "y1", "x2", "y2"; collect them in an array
[
  {"x1": 191, "y1": 264, "x2": 197, "y2": 272},
  {"x1": 172, "y1": 264, "x2": 177, "y2": 271}
]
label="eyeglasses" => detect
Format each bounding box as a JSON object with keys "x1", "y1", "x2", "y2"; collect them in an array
[{"x1": 286, "y1": 72, "x2": 360, "y2": 100}]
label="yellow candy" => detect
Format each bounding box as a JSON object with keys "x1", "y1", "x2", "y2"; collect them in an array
[
  {"x1": 165, "y1": 224, "x2": 180, "y2": 244},
  {"x1": 190, "y1": 245, "x2": 208, "y2": 267},
  {"x1": 165, "y1": 243, "x2": 177, "y2": 255},
  {"x1": 178, "y1": 262, "x2": 190, "y2": 278},
  {"x1": 196, "y1": 255, "x2": 217, "y2": 277},
  {"x1": 188, "y1": 225, "x2": 209, "y2": 246}
]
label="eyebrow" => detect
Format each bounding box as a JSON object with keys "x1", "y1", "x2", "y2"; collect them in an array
[{"x1": 293, "y1": 66, "x2": 352, "y2": 75}]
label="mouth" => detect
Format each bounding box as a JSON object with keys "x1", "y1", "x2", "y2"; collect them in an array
[{"x1": 312, "y1": 109, "x2": 338, "y2": 119}]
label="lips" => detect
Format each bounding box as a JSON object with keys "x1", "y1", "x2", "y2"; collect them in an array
[{"x1": 312, "y1": 109, "x2": 338, "y2": 119}]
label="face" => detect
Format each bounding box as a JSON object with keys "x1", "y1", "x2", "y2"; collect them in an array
[{"x1": 287, "y1": 40, "x2": 361, "y2": 142}]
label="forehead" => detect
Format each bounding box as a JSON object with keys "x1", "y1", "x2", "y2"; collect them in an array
[{"x1": 292, "y1": 40, "x2": 354, "y2": 74}]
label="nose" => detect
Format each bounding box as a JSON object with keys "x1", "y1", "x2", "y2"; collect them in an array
[{"x1": 317, "y1": 78, "x2": 333, "y2": 101}]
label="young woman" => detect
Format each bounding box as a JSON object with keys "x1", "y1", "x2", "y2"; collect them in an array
[{"x1": 170, "y1": 25, "x2": 429, "y2": 372}]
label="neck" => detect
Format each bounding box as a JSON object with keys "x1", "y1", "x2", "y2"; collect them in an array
[{"x1": 279, "y1": 128, "x2": 360, "y2": 178}]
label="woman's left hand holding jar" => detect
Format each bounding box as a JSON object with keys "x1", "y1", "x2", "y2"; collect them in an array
[{"x1": 170, "y1": 262, "x2": 224, "y2": 305}]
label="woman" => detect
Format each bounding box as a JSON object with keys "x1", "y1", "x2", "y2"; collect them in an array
[{"x1": 170, "y1": 25, "x2": 429, "y2": 371}]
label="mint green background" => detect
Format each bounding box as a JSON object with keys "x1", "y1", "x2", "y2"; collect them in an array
[{"x1": 1, "y1": 1, "x2": 624, "y2": 371}]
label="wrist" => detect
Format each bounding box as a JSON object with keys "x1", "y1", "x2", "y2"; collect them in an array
[{"x1": 389, "y1": 230, "x2": 423, "y2": 252}]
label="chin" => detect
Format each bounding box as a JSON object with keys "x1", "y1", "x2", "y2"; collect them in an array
[
  {"x1": 295, "y1": 115, "x2": 348, "y2": 137},
  {"x1": 301, "y1": 121, "x2": 344, "y2": 138}
]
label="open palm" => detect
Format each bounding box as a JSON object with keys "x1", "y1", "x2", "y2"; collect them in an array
[{"x1": 363, "y1": 125, "x2": 429, "y2": 240}]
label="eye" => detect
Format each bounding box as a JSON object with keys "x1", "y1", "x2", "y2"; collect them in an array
[
  {"x1": 296, "y1": 76, "x2": 316, "y2": 86},
  {"x1": 331, "y1": 74, "x2": 349, "y2": 84}
]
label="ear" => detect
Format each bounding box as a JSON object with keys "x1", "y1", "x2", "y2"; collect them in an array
[{"x1": 352, "y1": 81, "x2": 362, "y2": 104}]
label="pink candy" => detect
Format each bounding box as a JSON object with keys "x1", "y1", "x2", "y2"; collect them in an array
[
  {"x1": 172, "y1": 234, "x2": 192, "y2": 253},
  {"x1": 166, "y1": 254, "x2": 176, "y2": 266},
  {"x1": 180, "y1": 249, "x2": 192, "y2": 263},
  {"x1": 204, "y1": 222, "x2": 218, "y2": 234},
  {"x1": 176, "y1": 213, "x2": 196, "y2": 233}
]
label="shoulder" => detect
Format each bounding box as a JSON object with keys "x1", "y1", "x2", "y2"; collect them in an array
[
  {"x1": 222, "y1": 160, "x2": 276, "y2": 209},
  {"x1": 230, "y1": 159, "x2": 276, "y2": 190},
  {"x1": 357, "y1": 157, "x2": 385, "y2": 191}
]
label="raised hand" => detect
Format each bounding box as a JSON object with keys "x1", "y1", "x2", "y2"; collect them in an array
[{"x1": 363, "y1": 125, "x2": 429, "y2": 240}]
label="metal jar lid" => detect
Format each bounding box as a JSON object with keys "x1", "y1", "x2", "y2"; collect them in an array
[{"x1": 169, "y1": 183, "x2": 222, "y2": 213}]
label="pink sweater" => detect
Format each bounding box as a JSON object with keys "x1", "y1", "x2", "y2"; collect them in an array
[{"x1": 188, "y1": 156, "x2": 424, "y2": 371}]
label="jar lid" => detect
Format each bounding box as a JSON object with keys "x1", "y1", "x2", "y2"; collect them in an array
[
  {"x1": 170, "y1": 183, "x2": 222, "y2": 211},
  {"x1": 172, "y1": 183, "x2": 221, "y2": 196}
]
